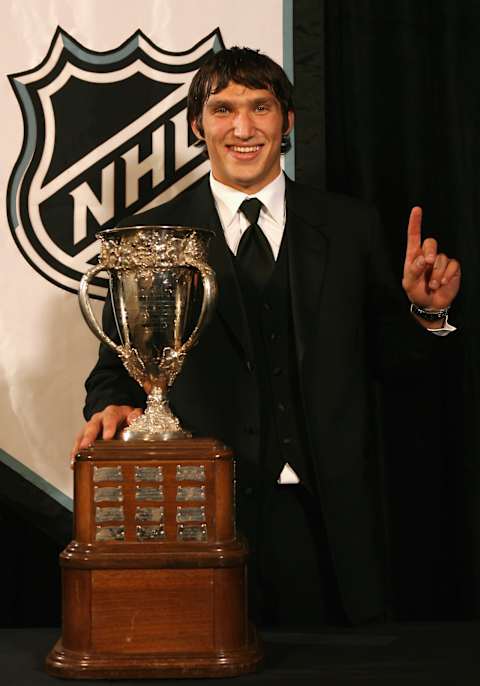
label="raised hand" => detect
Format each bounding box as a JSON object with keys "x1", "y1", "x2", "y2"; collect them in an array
[{"x1": 402, "y1": 206, "x2": 461, "y2": 312}]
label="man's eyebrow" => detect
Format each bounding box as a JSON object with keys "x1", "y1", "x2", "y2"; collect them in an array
[
  {"x1": 206, "y1": 95, "x2": 276, "y2": 108},
  {"x1": 206, "y1": 98, "x2": 232, "y2": 108},
  {"x1": 250, "y1": 96, "x2": 276, "y2": 107}
]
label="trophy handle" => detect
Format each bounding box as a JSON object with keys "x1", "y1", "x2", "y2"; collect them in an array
[
  {"x1": 78, "y1": 264, "x2": 122, "y2": 355},
  {"x1": 180, "y1": 258, "x2": 217, "y2": 355}
]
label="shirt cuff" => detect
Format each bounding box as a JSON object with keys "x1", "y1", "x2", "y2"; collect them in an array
[
  {"x1": 277, "y1": 462, "x2": 300, "y2": 485},
  {"x1": 427, "y1": 315, "x2": 456, "y2": 336}
]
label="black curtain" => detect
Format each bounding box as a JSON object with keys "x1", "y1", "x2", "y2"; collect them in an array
[
  {"x1": 0, "y1": 464, "x2": 72, "y2": 626},
  {"x1": 295, "y1": 0, "x2": 480, "y2": 619}
]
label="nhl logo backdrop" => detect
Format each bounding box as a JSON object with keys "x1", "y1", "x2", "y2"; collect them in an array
[
  {"x1": 8, "y1": 27, "x2": 222, "y2": 298},
  {"x1": 0, "y1": 0, "x2": 289, "y2": 508}
]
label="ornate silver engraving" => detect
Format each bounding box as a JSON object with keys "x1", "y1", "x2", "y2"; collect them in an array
[
  {"x1": 124, "y1": 386, "x2": 184, "y2": 437},
  {"x1": 99, "y1": 230, "x2": 208, "y2": 270}
]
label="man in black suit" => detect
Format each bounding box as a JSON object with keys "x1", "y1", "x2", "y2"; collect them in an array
[{"x1": 74, "y1": 48, "x2": 461, "y2": 627}]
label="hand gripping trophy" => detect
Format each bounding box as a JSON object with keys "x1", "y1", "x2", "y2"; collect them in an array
[{"x1": 46, "y1": 225, "x2": 262, "y2": 679}]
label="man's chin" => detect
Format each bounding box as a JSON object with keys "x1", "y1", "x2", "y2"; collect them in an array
[
  {"x1": 224, "y1": 168, "x2": 275, "y2": 193},
  {"x1": 212, "y1": 159, "x2": 280, "y2": 192},
  {"x1": 229, "y1": 178, "x2": 266, "y2": 193}
]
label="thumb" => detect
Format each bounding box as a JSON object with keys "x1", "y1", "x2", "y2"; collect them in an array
[{"x1": 127, "y1": 408, "x2": 143, "y2": 425}]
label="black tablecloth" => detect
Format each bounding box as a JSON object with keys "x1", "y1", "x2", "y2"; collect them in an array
[{"x1": 1, "y1": 623, "x2": 479, "y2": 685}]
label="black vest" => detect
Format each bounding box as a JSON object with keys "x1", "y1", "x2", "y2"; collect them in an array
[{"x1": 235, "y1": 233, "x2": 314, "y2": 489}]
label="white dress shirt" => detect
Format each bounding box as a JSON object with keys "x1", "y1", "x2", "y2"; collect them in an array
[
  {"x1": 210, "y1": 171, "x2": 298, "y2": 483},
  {"x1": 209, "y1": 171, "x2": 286, "y2": 259}
]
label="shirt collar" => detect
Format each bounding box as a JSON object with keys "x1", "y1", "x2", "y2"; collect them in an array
[{"x1": 209, "y1": 171, "x2": 285, "y2": 229}]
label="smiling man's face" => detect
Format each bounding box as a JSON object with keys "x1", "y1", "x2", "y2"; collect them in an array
[{"x1": 191, "y1": 81, "x2": 294, "y2": 194}]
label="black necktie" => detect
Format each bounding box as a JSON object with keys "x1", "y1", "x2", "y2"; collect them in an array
[{"x1": 236, "y1": 198, "x2": 275, "y2": 292}]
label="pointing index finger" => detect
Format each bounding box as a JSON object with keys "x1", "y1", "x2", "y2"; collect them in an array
[{"x1": 405, "y1": 206, "x2": 423, "y2": 265}]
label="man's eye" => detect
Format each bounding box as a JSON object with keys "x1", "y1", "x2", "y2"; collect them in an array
[
  {"x1": 214, "y1": 106, "x2": 229, "y2": 114},
  {"x1": 256, "y1": 104, "x2": 269, "y2": 112}
]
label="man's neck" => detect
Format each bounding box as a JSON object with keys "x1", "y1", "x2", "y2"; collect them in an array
[{"x1": 210, "y1": 170, "x2": 284, "y2": 197}]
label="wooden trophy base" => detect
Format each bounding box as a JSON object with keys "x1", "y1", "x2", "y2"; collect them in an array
[
  {"x1": 47, "y1": 645, "x2": 262, "y2": 680},
  {"x1": 46, "y1": 438, "x2": 262, "y2": 679},
  {"x1": 48, "y1": 631, "x2": 261, "y2": 680}
]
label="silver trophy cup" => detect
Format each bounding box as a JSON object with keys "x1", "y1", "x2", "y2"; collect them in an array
[{"x1": 79, "y1": 226, "x2": 217, "y2": 440}]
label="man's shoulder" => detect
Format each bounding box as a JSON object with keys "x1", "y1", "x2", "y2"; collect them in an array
[
  {"x1": 117, "y1": 177, "x2": 211, "y2": 228},
  {"x1": 286, "y1": 179, "x2": 378, "y2": 226}
]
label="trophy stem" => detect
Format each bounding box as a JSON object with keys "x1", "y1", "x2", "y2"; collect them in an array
[{"x1": 122, "y1": 385, "x2": 191, "y2": 441}]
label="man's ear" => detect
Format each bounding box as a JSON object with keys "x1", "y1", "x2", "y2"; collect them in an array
[
  {"x1": 191, "y1": 118, "x2": 205, "y2": 141},
  {"x1": 284, "y1": 110, "x2": 294, "y2": 136}
]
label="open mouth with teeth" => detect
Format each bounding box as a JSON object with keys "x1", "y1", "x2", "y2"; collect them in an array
[
  {"x1": 227, "y1": 144, "x2": 263, "y2": 158},
  {"x1": 230, "y1": 145, "x2": 261, "y2": 152}
]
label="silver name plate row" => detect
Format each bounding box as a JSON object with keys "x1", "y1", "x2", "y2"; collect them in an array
[
  {"x1": 94, "y1": 486, "x2": 123, "y2": 502},
  {"x1": 96, "y1": 526, "x2": 125, "y2": 542},
  {"x1": 93, "y1": 466, "x2": 123, "y2": 482},
  {"x1": 136, "y1": 485, "x2": 164, "y2": 501},
  {"x1": 176, "y1": 506, "x2": 206, "y2": 523},
  {"x1": 135, "y1": 506, "x2": 164, "y2": 523},
  {"x1": 137, "y1": 525, "x2": 166, "y2": 541},
  {"x1": 176, "y1": 485, "x2": 206, "y2": 501},
  {"x1": 176, "y1": 465, "x2": 205, "y2": 482},
  {"x1": 135, "y1": 466, "x2": 163, "y2": 482},
  {"x1": 177, "y1": 523, "x2": 208, "y2": 542},
  {"x1": 96, "y1": 506, "x2": 124, "y2": 523}
]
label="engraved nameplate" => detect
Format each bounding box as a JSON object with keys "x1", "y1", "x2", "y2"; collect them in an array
[
  {"x1": 94, "y1": 486, "x2": 123, "y2": 502},
  {"x1": 176, "y1": 465, "x2": 205, "y2": 481},
  {"x1": 135, "y1": 466, "x2": 163, "y2": 482},
  {"x1": 135, "y1": 506, "x2": 164, "y2": 523},
  {"x1": 135, "y1": 485, "x2": 164, "y2": 501},
  {"x1": 137, "y1": 525, "x2": 166, "y2": 541},
  {"x1": 96, "y1": 526, "x2": 125, "y2": 542},
  {"x1": 96, "y1": 506, "x2": 124, "y2": 523},
  {"x1": 176, "y1": 485, "x2": 206, "y2": 502},
  {"x1": 93, "y1": 465, "x2": 123, "y2": 482},
  {"x1": 177, "y1": 524, "x2": 207, "y2": 541},
  {"x1": 176, "y1": 506, "x2": 206, "y2": 523}
]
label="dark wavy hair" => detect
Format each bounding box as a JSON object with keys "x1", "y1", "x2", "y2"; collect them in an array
[{"x1": 187, "y1": 47, "x2": 294, "y2": 154}]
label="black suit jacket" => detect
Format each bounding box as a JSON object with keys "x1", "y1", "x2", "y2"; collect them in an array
[{"x1": 85, "y1": 176, "x2": 437, "y2": 623}]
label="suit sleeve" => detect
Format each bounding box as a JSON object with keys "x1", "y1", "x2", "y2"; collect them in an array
[{"x1": 83, "y1": 294, "x2": 147, "y2": 420}]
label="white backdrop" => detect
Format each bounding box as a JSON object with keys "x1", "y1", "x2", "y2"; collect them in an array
[{"x1": 0, "y1": 0, "x2": 288, "y2": 503}]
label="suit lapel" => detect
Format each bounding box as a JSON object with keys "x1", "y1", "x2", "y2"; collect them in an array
[
  {"x1": 188, "y1": 178, "x2": 253, "y2": 359},
  {"x1": 285, "y1": 179, "x2": 328, "y2": 365},
  {"x1": 187, "y1": 176, "x2": 328, "y2": 364}
]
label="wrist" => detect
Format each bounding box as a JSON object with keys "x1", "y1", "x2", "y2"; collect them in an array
[{"x1": 410, "y1": 302, "x2": 450, "y2": 322}]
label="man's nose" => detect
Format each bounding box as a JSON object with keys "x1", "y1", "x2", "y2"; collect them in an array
[{"x1": 233, "y1": 111, "x2": 255, "y2": 138}]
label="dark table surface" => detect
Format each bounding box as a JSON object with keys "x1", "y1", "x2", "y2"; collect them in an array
[{"x1": 1, "y1": 622, "x2": 479, "y2": 685}]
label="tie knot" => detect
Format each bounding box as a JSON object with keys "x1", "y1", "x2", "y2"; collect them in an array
[{"x1": 240, "y1": 197, "x2": 262, "y2": 226}]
